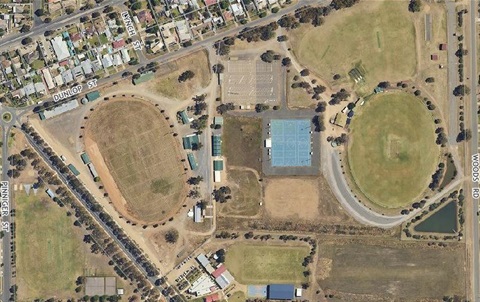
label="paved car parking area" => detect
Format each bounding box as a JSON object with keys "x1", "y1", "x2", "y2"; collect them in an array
[{"x1": 223, "y1": 58, "x2": 281, "y2": 106}]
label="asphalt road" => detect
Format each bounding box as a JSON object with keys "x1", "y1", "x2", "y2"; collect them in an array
[
  {"x1": 0, "y1": 0, "x2": 126, "y2": 50},
  {"x1": 1, "y1": 125, "x2": 11, "y2": 302},
  {"x1": 468, "y1": 0, "x2": 479, "y2": 299}
]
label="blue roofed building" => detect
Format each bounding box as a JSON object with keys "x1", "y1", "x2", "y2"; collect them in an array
[{"x1": 267, "y1": 284, "x2": 295, "y2": 300}]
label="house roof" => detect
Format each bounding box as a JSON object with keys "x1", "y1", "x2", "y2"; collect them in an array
[
  {"x1": 212, "y1": 265, "x2": 226, "y2": 278},
  {"x1": 70, "y1": 33, "x2": 82, "y2": 42},
  {"x1": 51, "y1": 36, "x2": 71, "y2": 61},
  {"x1": 112, "y1": 39, "x2": 126, "y2": 49},
  {"x1": 204, "y1": 293, "x2": 220, "y2": 302},
  {"x1": 204, "y1": 0, "x2": 217, "y2": 5},
  {"x1": 137, "y1": 10, "x2": 153, "y2": 23}
]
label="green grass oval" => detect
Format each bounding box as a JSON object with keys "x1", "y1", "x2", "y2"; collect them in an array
[{"x1": 347, "y1": 92, "x2": 439, "y2": 208}]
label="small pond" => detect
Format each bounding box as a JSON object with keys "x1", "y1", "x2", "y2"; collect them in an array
[{"x1": 414, "y1": 201, "x2": 457, "y2": 233}]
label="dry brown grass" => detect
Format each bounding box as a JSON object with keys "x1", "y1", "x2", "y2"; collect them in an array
[
  {"x1": 223, "y1": 116, "x2": 263, "y2": 174},
  {"x1": 85, "y1": 99, "x2": 187, "y2": 224},
  {"x1": 289, "y1": 0, "x2": 417, "y2": 94},
  {"x1": 318, "y1": 239, "x2": 466, "y2": 300},
  {"x1": 219, "y1": 168, "x2": 261, "y2": 217},
  {"x1": 265, "y1": 177, "x2": 319, "y2": 220},
  {"x1": 265, "y1": 176, "x2": 354, "y2": 224},
  {"x1": 287, "y1": 73, "x2": 316, "y2": 109},
  {"x1": 144, "y1": 49, "x2": 211, "y2": 100}
]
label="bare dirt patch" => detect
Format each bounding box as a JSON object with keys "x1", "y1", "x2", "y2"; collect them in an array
[
  {"x1": 85, "y1": 98, "x2": 187, "y2": 224},
  {"x1": 264, "y1": 176, "x2": 352, "y2": 224},
  {"x1": 265, "y1": 177, "x2": 320, "y2": 220}
]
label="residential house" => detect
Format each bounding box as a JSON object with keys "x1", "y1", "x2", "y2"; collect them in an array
[
  {"x1": 51, "y1": 36, "x2": 71, "y2": 61},
  {"x1": 137, "y1": 10, "x2": 154, "y2": 24},
  {"x1": 175, "y1": 20, "x2": 192, "y2": 42}
]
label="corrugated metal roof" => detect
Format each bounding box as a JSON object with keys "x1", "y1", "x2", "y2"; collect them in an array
[
  {"x1": 212, "y1": 135, "x2": 222, "y2": 156},
  {"x1": 196, "y1": 254, "x2": 210, "y2": 268},
  {"x1": 267, "y1": 284, "x2": 295, "y2": 300},
  {"x1": 81, "y1": 152, "x2": 91, "y2": 164},
  {"x1": 187, "y1": 153, "x2": 198, "y2": 170},
  {"x1": 213, "y1": 160, "x2": 223, "y2": 171}
]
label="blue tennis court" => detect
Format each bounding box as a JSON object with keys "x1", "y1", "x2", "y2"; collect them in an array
[{"x1": 270, "y1": 119, "x2": 311, "y2": 167}]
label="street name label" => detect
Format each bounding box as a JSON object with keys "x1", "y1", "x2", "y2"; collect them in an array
[
  {"x1": 121, "y1": 11, "x2": 137, "y2": 37},
  {"x1": 472, "y1": 153, "x2": 479, "y2": 199},
  {"x1": 1, "y1": 181, "x2": 8, "y2": 217},
  {"x1": 53, "y1": 79, "x2": 98, "y2": 102},
  {"x1": 53, "y1": 85, "x2": 83, "y2": 102},
  {"x1": 121, "y1": 11, "x2": 143, "y2": 51}
]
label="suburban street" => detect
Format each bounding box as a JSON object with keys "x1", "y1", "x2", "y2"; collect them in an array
[
  {"x1": 0, "y1": 0, "x2": 126, "y2": 50},
  {"x1": 1, "y1": 124, "x2": 11, "y2": 302}
]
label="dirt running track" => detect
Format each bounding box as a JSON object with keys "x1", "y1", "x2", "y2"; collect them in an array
[{"x1": 84, "y1": 137, "x2": 141, "y2": 224}]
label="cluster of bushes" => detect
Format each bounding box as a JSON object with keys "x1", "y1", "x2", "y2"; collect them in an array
[
  {"x1": 238, "y1": 22, "x2": 278, "y2": 42},
  {"x1": 429, "y1": 162, "x2": 445, "y2": 191}
]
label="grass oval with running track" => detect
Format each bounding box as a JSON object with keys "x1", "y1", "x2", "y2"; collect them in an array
[{"x1": 347, "y1": 92, "x2": 439, "y2": 209}]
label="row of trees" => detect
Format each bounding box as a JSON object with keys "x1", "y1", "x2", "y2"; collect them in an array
[{"x1": 21, "y1": 124, "x2": 163, "y2": 295}]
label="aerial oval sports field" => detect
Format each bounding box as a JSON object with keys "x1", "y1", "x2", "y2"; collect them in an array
[
  {"x1": 85, "y1": 98, "x2": 187, "y2": 224},
  {"x1": 347, "y1": 92, "x2": 439, "y2": 209}
]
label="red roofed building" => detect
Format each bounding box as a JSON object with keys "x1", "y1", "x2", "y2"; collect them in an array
[
  {"x1": 204, "y1": 0, "x2": 217, "y2": 6},
  {"x1": 431, "y1": 54, "x2": 438, "y2": 61},
  {"x1": 223, "y1": 11, "x2": 233, "y2": 22},
  {"x1": 211, "y1": 265, "x2": 226, "y2": 278},
  {"x1": 204, "y1": 293, "x2": 220, "y2": 302},
  {"x1": 137, "y1": 10, "x2": 153, "y2": 24},
  {"x1": 70, "y1": 33, "x2": 82, "y2": 43},
  {"x1": 112, "y1": 39, "x2": 126, "y2": 49},
  {"x1": 59, "y1": 60, "x2": 69, "y2": 66},
  {"x1": 439, "y1": 43, "x2": 447, "y2": 51}
]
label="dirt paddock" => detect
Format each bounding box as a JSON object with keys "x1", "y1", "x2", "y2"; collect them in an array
[{"x1": 264, "y1": 176, "x2": 355, "y2": 224}]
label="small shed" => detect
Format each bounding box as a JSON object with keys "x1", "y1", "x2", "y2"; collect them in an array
[
  {"x1": 187, "y1": 153, "x2": 198, "y2": 170},
  {"x1": 212, "y1": 135, "x2": 222, "y2": 156},
  {"x1": 68, "y1": 164, "x2": 80, "y2": 176},
  {"x1": 431, "y1": 54, "x2": 439, "y2": 61},
  {"x1": 81, "y1": 152, "x2": 91, "y2": 164},
  {"x1": 439, "y1": 43, "x2": 447, "y2": 51},
  {"x1": 194, "y1": 205, "x2": 202, "y2": 223},
  {"x1": 179, "y1": 110, "x2": 190, "y2": 124},
  {"x1": 214, "y1": 116, "x2": 224, "y2": 126},
  {"x1": 86, "y1": 90, "x2": 100, "y2": 102},
  {"x1": 45, "y1": 188, "x2": 55, "y2": 199},
  {"x1": 213, "y1": 160, "x2": 224, "y2": 171},
  {"x1": 265, "y1": 138, "x2": 272, "y2": 148}
]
